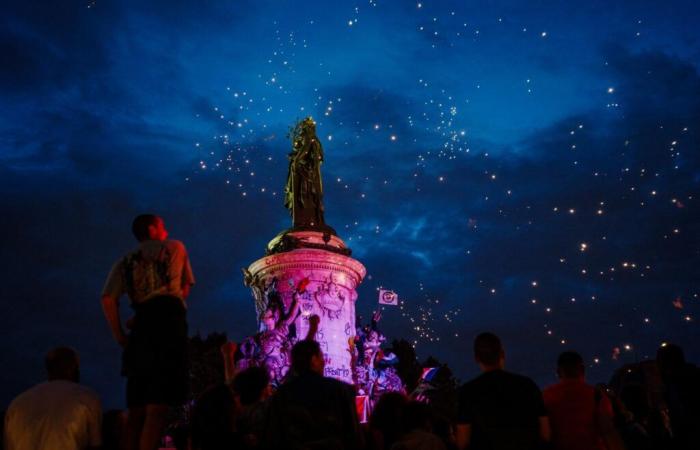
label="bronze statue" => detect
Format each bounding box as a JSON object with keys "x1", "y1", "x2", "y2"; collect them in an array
[{"x1": 284, "y1": 117, "x2": 331, "y2": 231}]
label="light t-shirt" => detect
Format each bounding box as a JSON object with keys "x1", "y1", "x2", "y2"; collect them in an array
[
  {"x1": 4, "y1": 380, "x2": 102, "y2": 450},
  {"x1": 102, "y1": 239, "x2": 195, "y2": 305}
]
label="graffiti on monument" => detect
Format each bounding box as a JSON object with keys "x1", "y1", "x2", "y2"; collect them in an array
[
  {"x1": 325, "y1": 364, "x2": 351, "y2": 379},
  {"x1": 294, "y1": 282, "x2": 316, "y2": 318},
  {"x1": 314, "y1": 274, "x2": 346, "y2": 320}
]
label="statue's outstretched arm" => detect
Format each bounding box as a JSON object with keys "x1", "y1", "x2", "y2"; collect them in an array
[{"x1": 283, "y1": 292, "x2": 301, "y2": 326}]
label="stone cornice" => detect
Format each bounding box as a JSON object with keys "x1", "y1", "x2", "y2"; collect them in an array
[{"x1": 248, "y1": 248, "x2": 366, "y2": 285}]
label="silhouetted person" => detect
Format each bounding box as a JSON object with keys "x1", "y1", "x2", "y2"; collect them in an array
[
  {"x1": 392, "y1": 401, "x2": 446, "y2": 450},
  {"x1": 455, "y1": 332, "x2": 550, "y2": 450},
  {"x1": 656, "y1": 343, "x2": 700, "y2": 450},
  {"x1": 233, "y1": 366, "x2": 272, "y2": 449},
  {"x1": 264, "y1": 339, "x2": 362, "y2": 450},
  {"x1": 543, "y1": 351, "x2": 624, "y2": 450},
  {"x1": 101, "y1": 214, "x2": 195, "y2": 450},
  {"x1": 190, "y1": 383, "x2": 240, "y2": 450},
  {"x1": 369, "y1": 392, "x2": 409, "y2": 450},
  {"x1": 101, "y1": 410, "x2": 128, "y2": 450},
  {"x1": 615, "y1": 384, "x2": 654, "y2": 450},
  {"x1": 4, "y1": 347, "x2": 102, "y2": 450}
]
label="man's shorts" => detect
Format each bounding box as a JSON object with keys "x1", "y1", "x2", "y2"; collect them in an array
[{"x1": 122, "y1": 295, "x2": 188, "y2": 407}]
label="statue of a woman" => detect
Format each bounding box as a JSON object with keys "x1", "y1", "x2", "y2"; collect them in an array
[
  {"x1": 258, "y1": 291, "x2": 300, "y2": 383},
  {"x1": 284, "y1": 117, "x2": 327, "y2": 230}
]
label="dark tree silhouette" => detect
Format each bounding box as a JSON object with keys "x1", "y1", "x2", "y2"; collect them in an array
[
  {"x1": 388, "y1": 339, "x2": 422, "y2": 392},
  {"x1": 189, "y1": 332, "x2": 228, "y2": 400}
]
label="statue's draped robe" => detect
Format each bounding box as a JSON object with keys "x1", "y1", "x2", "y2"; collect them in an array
[{"x1": 284, "y1": 136, "x2": 325, "y2": 228}]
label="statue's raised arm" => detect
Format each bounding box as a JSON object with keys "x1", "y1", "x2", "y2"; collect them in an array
[{"x1": 284, "y1": 117, "x2": 331, "y2": 233}]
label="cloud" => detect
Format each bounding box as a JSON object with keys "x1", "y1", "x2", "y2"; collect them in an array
[{"x1": 0, "y1": 1, "x2": 122, "y2": 94}]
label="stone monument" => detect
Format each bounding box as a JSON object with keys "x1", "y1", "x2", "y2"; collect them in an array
[{"x1": 242, "y1": 117, "x2": 366, "y2": 384}]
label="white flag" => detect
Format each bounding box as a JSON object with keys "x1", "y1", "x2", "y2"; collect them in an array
[{"x1": 378, "y1": 289, "x2": 398, "y2": 306}]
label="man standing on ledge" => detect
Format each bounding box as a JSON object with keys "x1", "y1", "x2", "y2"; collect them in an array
[{"x1": 101, "y1": 214, "x2": 195, "y2": 450}]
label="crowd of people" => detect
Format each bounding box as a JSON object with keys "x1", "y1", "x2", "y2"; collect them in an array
[
  {"x1": 189, "y1": 334, "x2": 700, "y2": 450},
  {"x1": 3, "y1": 215, "x2": 699, "y2": 450},
  {"x1": 4, "y1": 333, "x2": 700, "y2": 450}
]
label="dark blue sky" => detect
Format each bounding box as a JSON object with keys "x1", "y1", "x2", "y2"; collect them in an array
[{"x1": 2, "y1": 0, "x2": 699, "y2": 408}]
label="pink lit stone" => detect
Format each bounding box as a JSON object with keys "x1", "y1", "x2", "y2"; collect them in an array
[{"x1": 246, "y1": 231, "x2": 366, "y2": 383}]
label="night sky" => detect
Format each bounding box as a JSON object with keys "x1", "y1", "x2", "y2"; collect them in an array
[{"x1": 2, "y1": 0, "x2": 699, "y2": 409}]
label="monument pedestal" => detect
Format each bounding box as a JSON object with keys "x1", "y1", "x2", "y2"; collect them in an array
[{"x1": 246, "y1": 231, "x2": 366, "y2": 384}]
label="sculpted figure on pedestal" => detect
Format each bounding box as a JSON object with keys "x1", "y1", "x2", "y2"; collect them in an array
[
  {"x1": 258, "y1": 290, "x2": 300, "y2": 384},
  {"x1": 242, "y1": 268, "x2": 267, "y2": 319},
  {"x1": 243, "y1": 118, "x2": 366, "y2": 385},
  {"x1": 284, "y1": 117, "x2": 331, "y2": 232}
]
